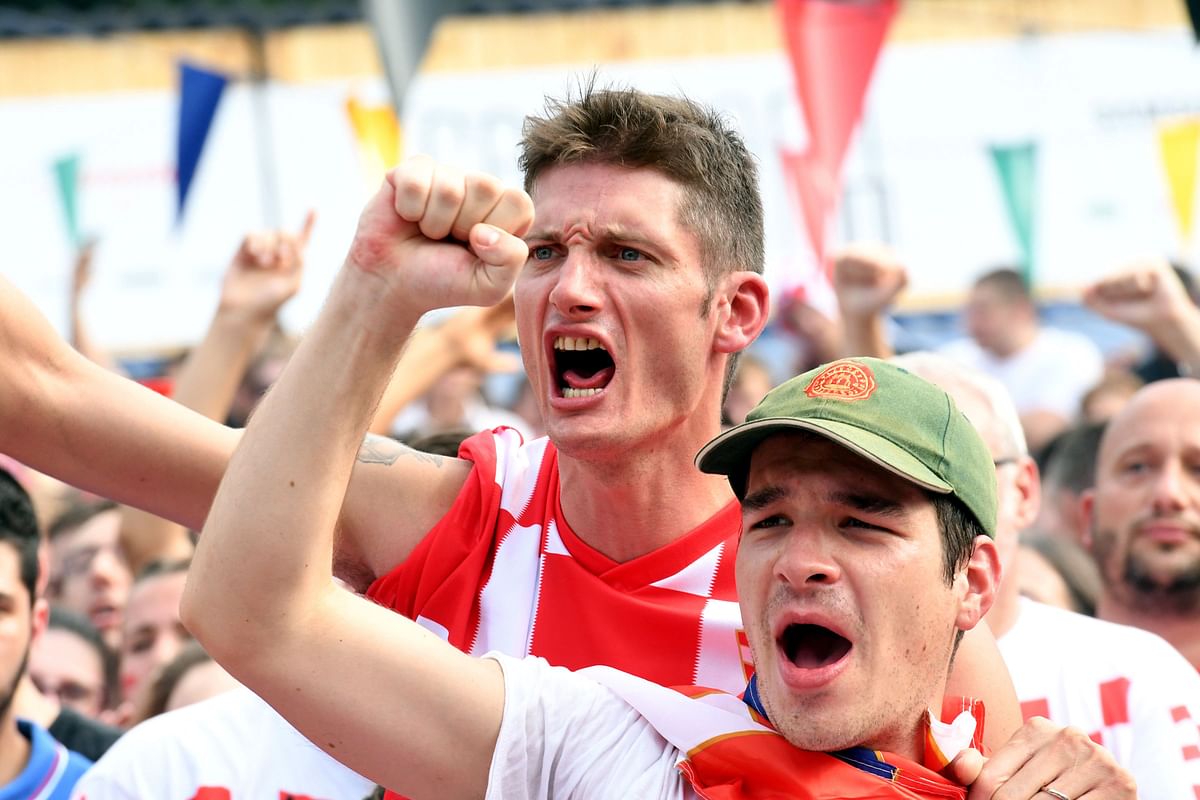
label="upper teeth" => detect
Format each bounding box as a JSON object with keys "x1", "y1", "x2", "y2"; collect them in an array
[{"x1": 554, "y1": 336, "x2": 604, "y2": 351}]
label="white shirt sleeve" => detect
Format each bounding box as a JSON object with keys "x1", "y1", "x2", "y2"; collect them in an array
[{"x1": 485, "y1": 653, "x2": 691, "y2": 800}]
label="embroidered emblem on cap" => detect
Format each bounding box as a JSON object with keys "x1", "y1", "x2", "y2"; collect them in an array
[{"x1": 804, "y1": 360, "x2": 877, "y2": 401}]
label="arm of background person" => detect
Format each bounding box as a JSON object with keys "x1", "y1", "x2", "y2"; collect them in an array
[
  {"x1": 831, "y1": 244, "x2": 907, "y2": 359},
  {"x1": 182, "y1": 158, "x2": 534, "y2": 798},
  {"x1": 68, "y1": 237, "x2": 122, "y2": 373},
  {"x1": 118, "y1": 214, "x2": 315, "y2": 575},
  {"x1": 1084, "y1": 256, "x2": 1200, "y2": 377},
  {"x1": 944, "y1": 621, "x2": 1022, "y2": 750},
  {"x1": 369, "y1": 297, "x2": 519, "y2": 436}
]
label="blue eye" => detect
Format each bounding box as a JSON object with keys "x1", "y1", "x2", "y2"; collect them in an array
[
  {"x1": 531, "y1": 246, "x2": 554, "y2": 260},
  {"x1": 618, "y1": 248, "x2": 643, "y2": 262}
]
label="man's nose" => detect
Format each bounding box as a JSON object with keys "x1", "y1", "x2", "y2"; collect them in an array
[
  {"x1": 1150, "y1": 459, "x2": 1192, "y2": 515},
  {"x1": 773, "y1": 527, "x2": 843, "y2": 588},
  {"x1": 548, "y1": 253, "x2": 603, "y2": 318}
]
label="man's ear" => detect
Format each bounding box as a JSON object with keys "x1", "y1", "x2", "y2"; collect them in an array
[
  {"x1": 31, "y1": 596, "x2": 48, "y2": 643},
  {"x1": 713, "y1": 272, "x2": 770, "y2": 355},
  {"x1": 1079, "y1": 488, "x2": 1096, "y2": 549},
  {"x1": 1012, "y1": 456, "x2": 1041, "y2": 530},
  {"x1": 956, "y1": 536, "x2": 1000, "y2": 632}
]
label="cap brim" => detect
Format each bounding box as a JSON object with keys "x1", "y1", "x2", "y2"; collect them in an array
[{"x1": 696, "y1": 417, "x2": 954, "y2": 499}]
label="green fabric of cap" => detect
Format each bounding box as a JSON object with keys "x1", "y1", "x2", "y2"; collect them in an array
[{"x1": 696, "y1": 357, "x2": 997, "y2": 537}]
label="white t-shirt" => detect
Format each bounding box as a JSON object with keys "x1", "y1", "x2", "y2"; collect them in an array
[
  {"x1": 485, "y1": 654, "x2": 976, "y2": 800},
  {"x1": 939, "y1": 328, "x2": 1103, "y2": 419},
  {"x1": 998, "y1": 598, "x2": 1200, "y2": 800},
  {"x1": 71, "y1": 687, "x2": 373, "y2": 800},
  {"x1": 487, "y1": 654, "x2": 692, "y2": 800}
]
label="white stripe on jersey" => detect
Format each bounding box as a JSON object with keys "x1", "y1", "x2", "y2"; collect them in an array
[
  {"x1": 471, "y1": 521, "x2": 543, "y2": 657},
  {"x1": 650, "y1": 541, "x2": 724, "y2": 598},
  {"x1": 693, "y1": 597, "x2": 749, "y2": 691}
]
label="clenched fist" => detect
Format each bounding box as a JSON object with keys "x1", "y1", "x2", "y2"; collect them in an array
[{"x1": 345, "y1": 155, "x2": 535, "y2": 321}]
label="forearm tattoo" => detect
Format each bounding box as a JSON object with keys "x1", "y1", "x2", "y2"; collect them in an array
[{"x1": 356, "y1": 433, "x2": 445, "y2": 468}]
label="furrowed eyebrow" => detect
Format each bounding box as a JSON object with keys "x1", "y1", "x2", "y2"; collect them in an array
[
  {"x1": 741, "y1": 485, "x2": 788, "y2": 513},
  {"x1": 828, "y1": 490, "x2": 906, "y2": 518}
]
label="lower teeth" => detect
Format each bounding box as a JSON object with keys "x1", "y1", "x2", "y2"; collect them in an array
[{"x1": 563, "y1": 387, "x2": 600, "y2": 398}]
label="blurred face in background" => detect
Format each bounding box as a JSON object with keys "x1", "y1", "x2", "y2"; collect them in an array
[
  {"x1": 1085, "y1": 380, "x2": 1200, "y2": 616},
  {"x1": 30, "y1": 626, "x2": 107, "y2": 718},
  {"x1": 119, "y1": 569, "x2": 190, "y2": 707},
  {"x1": 48, "y1": 509, "x2": 131, "y2": 649},
  {"x1": 965, "y1": 284, "x2": 1028, "y2": 357}
]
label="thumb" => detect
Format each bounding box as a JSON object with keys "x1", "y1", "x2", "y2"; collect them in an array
[
  {"x1": 470, "y1": 223, "x2": 527, "y2": 269},
  {"x1": 948, "y1": 748, "x2": 986, "y2": 795}
]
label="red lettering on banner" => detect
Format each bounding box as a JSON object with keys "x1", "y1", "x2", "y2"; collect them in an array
[
  {"x1": 1020, "y1": 698, "x2": 1050, "y2": 721},
  {"x1": 1184, "y1": 744, "x2": 1200, "y2": 761},
  {"x1": 1099, "y1": 677, "x2": 1131, "y2": 727},
  {"x1": 1173, "y1": 705, "x2": 1193, "y2": 723},
  {"x1": 190, "y1": 789, "x2": 232, "y2": 800}
]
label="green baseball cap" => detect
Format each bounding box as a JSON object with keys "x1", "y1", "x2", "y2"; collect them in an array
[{"x1": 696, "y1": 357, "x2": 997, "y2": 537}]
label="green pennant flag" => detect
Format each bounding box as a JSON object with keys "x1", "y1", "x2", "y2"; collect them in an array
[
  {"x1": 52, "y1": 154, "x2": 81, "y2": 247},
  {"x1": 989, "y1": 142, "x2": 1038, "y2": 286}
]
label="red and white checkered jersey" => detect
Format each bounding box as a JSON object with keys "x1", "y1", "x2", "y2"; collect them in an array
[
  {"x1": 367, "y1": 428, "x2": 752, "y2": 692},
  {"x1": 998, "y1": 597, "x2": 1200, "y2": 799}
]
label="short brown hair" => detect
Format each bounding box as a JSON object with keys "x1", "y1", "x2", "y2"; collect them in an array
[{"x1": 519, "y1": 82, "x2": 765, "y2": 291}]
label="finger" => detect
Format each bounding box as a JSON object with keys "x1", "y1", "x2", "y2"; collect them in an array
[
  {"x1": 949, "y1": 749, "x2": 985, "y2": 791},
  {"x1": 420, "y1": 163, "x2": 467, "y2": 241},
  {"x1": 296, "y1": 209, "x2": 317, "y2": 247},
  {"x1": 969, "y1": 717, "x2": 1047, "y2": 798},
  {"x1": 391, "y1": 154, "x2": 436, "y2": 223},
  {"x1": 481, "y1": 187, "x2": 535, "y2": 238},
  {"x1": 450, "y1": 173, "x2": 505, "y2": 242}
]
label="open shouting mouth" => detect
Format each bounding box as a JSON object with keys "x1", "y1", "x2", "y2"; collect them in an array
[
  {"x1": 776, "y1": 622, "x2": 854, "y2": 689},
  {"x1": 552, "y1": 335, "x2": 615, "y2": 399}
]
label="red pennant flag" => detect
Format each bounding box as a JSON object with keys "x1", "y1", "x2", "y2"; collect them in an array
[{"x1": 777, "y1": 0, "x2": 898, "y2": 267}]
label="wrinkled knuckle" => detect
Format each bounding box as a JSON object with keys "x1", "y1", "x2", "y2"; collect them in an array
[{"x1": 435, "y1": 180, "x2": 465, "y2": 206}]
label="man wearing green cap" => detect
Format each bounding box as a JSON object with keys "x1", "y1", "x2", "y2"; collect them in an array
[{"x1": 181, "y1": 354, "x2": 1134, "y2": 799}]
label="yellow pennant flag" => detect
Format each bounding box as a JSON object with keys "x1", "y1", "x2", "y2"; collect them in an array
[
  {"x1": 1157, "y1": 117, "x2": 1200, "y2": 244},
  {"x1": 346, "y1": 96, "x2": 402, "y2": 176}
]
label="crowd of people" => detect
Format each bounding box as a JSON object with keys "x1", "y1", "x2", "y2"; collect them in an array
[{"x1": 0, "y1": 82, "x2": 1196, "y2": 799}]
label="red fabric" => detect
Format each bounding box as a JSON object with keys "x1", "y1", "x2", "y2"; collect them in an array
[
  {"x1": 775, "y1": 0, "x2": 898, "y2": 265},
  {"x1": 680, "y1": 734, "x2": 966, "y2": 800},
  {"x1": 1099, "y1": 677, "x2": 1132, "y2": 727}
]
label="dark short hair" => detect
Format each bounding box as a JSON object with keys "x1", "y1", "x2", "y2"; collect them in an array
[
  {"x1": 973, "y1": 268, "x2": 1032, "y2": 305},
  {"x1": 0, "y1": 469, "x2": 39, "y2": 604},
  {"x1": 1041, "y1": 421, "x2": 1107, "y2": 495},
  {"x1": 47, "y1": 499, "x2": 118, "y2": 542},
  {"x1": 48, "y1": 606, "x2": 119, "y2": 708},
  {"x1": 932, "y1": 492, "x2": 985, "y2": 587}
]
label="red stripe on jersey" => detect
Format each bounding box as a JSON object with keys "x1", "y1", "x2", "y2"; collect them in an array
[
  {"x1": 1184, "y1": 744, "x2": 1200, "y2": 761},
  {"x1": 1089, "y1": 730, "x2": 1103, "y2": 745},
  {"x1": 1193, "y1": 787, "x2": 1200, "y2": 800},
  {"x1": 1175, "y1": 705, "x2": 1194, "y2": 723},
  {"x1": 528, "y1": 554, "x2": 710, "y2": 684},
  {"x1": 1099, "y1": 677, "x2": 1131, "y2": 727},
  {"x1": 1020, "y1": 698, "x2": 1050, "y2": 721}
]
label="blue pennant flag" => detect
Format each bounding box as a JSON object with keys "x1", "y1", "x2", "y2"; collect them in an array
[{"x1": 176, "y1": 61, "x2": 229, "y2": 224}]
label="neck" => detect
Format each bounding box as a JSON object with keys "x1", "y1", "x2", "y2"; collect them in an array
[
  {"x1": 0, "y1": 708, "x2": 31, "y2": 787},
  {"x1": 1098, "y1": 594, "x2": 1200, "y2": 669},
  {"x1": 556, "y1": 427, "x2": 735, "y2": 563},
  {"x1": 12, "y1": 674, "x2": 59, "y2": 729}
]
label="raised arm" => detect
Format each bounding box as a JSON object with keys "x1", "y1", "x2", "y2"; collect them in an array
[
  {"x1": 181, "y1": 158, "x2": 534, "y2": 797},
  {"x1": 1084, "y1": 256, "x2": 1200, "y2": 376},
  {"x1": 118, "y1": 214, "x2": 315, "y2": 574},
  {"x1": 831, "y1": 244, "x2": 908, "y2": 359}
]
